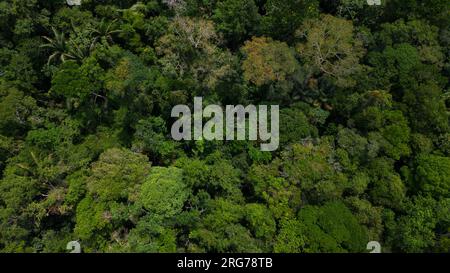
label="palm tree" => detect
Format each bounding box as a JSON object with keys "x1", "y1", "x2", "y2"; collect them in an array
[
  {"x1": 89, "y1": 19, "x2": 122, "y2": 49},
  {"x1": 69, "y1": 39, "x2": 92, "y2": 61},
  {"x1": 41, "y1": 27, "x2": 75, "y2": 65}
]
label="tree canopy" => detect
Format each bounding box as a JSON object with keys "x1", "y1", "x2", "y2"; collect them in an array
[{"x1": 0, "y1": 0, "x2": 449, "y2": 253}]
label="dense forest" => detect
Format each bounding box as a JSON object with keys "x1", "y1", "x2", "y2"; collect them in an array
[{"x1": 0, "y1": 0, "x2": 449, "y2": 253}]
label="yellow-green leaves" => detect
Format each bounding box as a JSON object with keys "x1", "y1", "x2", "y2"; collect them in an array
[
  {"x1": 139, "y1": 167, "x2": 188, "y2": 217},
  {"x1": 241, "y1": 36, "x2": 299, "y2": 86},
  {"x1": 296, "y1": 15, "x2": 366, "y2": 88},
  {"x1": 87, "y1": 148, "x2": 150, "y2": 202}
]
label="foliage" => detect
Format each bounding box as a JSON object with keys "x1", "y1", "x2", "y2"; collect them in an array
[
  {"x1": 241, "y1": 36, "x2": 299, "y2": 87},
  {"x1": 296, "y1": 14, "x2": 366, "y2": 88},
  {"x1": 0, "y1": 0, "x2": 449, "y2": 254}
]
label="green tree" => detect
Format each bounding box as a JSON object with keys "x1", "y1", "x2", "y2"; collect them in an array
[
  {"x1": 0, "y1": 84, "x2": 36, "y2": 137},
  {"x1": 279, "y1": 104, "x2": 319, "y2": 145},
  {"x1": 212, "y1": 0, "x2": 260, "y2": 46},
  {"x1": 86, "y1": 148, "x2": 150, "y2": 202},
  {"x1": 176, "y1": 152, "x2": 243, "y2": 200},
  {"x1": 139, "y1": 167, "x2": 189, "y2": 217},
  {"x1": 50, "y1": 61, "x2": 95, "y2": 103},
  {"x1": 262, "y1": 0, "x2": 319, "y2": 41},
  {"x1": 189, "y1": 198, "x2": 261, "y2": 252},
  {"x1": 402, "y1": 82, "x2": 449, "y2": 135},
  {"x1": 414, "y1": 154, "x2": 450, "y2": 199},
  {"x1": 132, "y1": 117, "x2": 181, "y2": 165},
  {"x1": 275, "y1": 201, "x2": 368, "y2": 253},
  {"x1": 392, "y1": 196, "x2": 450, "y2": 253},
  {"x1": 376, "y1": 20, "x2": 444, "y2": 67},
  {"x1": 156, "y1": 16, "x2": 235, "y2": 92},
  {"x1": 74, "y1": 148, "x2": 151, "y2": 250},
  {"x1": 244, "y1": 203, "x2": 276, "y2": 241},
  {"x1": 241, "y1": 36, "x2": 299, "y2": 87},
  {"x1": 384, "y1": 0, "x2": 450, "y2": 27},
  {"x1": 367, "y1": 158, "x2": 406, "y2": 210},
  {"x1": 296, "y1": 14, "x2": 366, "y2": 88}
]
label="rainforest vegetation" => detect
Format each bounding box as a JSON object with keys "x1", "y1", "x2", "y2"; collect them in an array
[{"x1": 0, "y1": 0, "x2": 449, "y2": 253}]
